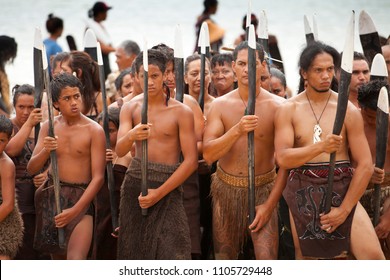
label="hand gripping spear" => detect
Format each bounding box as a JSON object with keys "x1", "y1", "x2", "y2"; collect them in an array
[
  {"x1": 141, "y1": 40, "x2": 149, "y2": 216},
  {"x1": 42, "y1": 44, "x2": 65, "y2": 249},
  {"x1": 247, "y1": 24, "x2": 257, "y2": 224},
  {"x1": 373, "y1": 87, "x2": 389, "y2": 226},
  {"x1": 97, "y1": 42, "x2": 118, "y2": 233},
  {"x1": 33, "y1": 28, "x2": 44, "y2": 144},
  {"x1": 174, "y1": 25, "x2": 184, "y2": 103},
  {"x1": 325, "y1": 12, "x2": 355, "y2": 214}
]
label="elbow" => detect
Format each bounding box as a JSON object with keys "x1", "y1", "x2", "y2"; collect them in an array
[
  {"x1": 202, "y1": 145, "x2": 214, "y2": 166},
  {"x1": 275, "y1": 152, "x2": 289, "y2": 170}
]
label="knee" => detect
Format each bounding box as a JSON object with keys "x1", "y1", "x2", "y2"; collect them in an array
[{"x1": 354, "y1": 247, "x2": 385, "y2": 260}]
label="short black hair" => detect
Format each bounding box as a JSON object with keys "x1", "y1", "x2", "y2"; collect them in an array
[
  {"x1": 0, "y1": 115, "x2": 13, "y2": 138},
  {"x1": 96, "y1": 106, "x2": 120, "y2": 129},
  {"x1": 134, "y1": 49, "x2": 167, "y2": 74},
  {"x1": 211, "y1": 53, "x2": 233, "y2": 69},
  {"x1": 12, "y1": 84, "x2": 34, "y2": 106},
  {"x1": 358, "y1": 79, "x2": 390, "y2": 110},
  {"x1": 50, "y1": 72, "x2": 83, "y2": 103},
  {"x1": 233, "y1": 41, "x2": 264, "y2": 62}
]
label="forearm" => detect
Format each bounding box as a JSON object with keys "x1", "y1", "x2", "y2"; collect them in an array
[
  {"x1": 276, "y1": 143, "x2": 324, "y2": 169},
  {"x1": 72, "y1": 176, "x2": 104, "y2": 214},
  {"x1": 262, "y1": 168, "x2": 288, "y2": 210},
  {"x1": 155, "y1": 158, "x2": 198, "y2": 199},
  {"x1": 5, "y1": 125, "x2": 33, "y2": 156},
  {"x1": 116, "y1": 132, "x2": 135, "y2": 158},
  {"x1": 203, "y1": 124, "x2": 241, "y2": 164},
  {"x1": 27, "y1": 148, "x2": 50, "y2": 175},
  {"x1": 0, "y1": 202, "x2": 14, "y2": 222},
  {"x1": 341, "y1": 163, "x2": 373, "y2": 213}
]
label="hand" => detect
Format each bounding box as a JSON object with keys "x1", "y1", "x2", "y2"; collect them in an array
[
  {"x1": 54, "y1": 207, "x2": 77, "y2": 228},
  {"x1": 26, "y1": 108, "x2": 43, "y2": 127},
  {"x1": 33, "y1": 173, "x2": 47, "y2": 188},
  {"x1": 321, "y1": 134, "x2": 343, "y2": 154},
  {"x1": 129, "y1": 123, "x2": 152, "y2": 141},
  {"x1": 238, "y1": 115, "x2": 259, "y2": 134},
  {"x1": 320, "y1": 206, "x2": 349, "y2": 234},
  {"x1": 43, "y1": 136, "x2": 58, "y2": 152},
  {"x1": 138, "y1": 189, "x2": 161, "y2": 209},
  {"x1": 370, "y1": 166, "x2": 385, "y2": 185},
  {"x1": 106, "y1": 148, "x2": 114, "y2": 163},
  {"x1": 249, "y1": 203, "x2": 273, "y2": 233},
  {"x1": 375, "y1": 209, "x2": 390, "y2": 240}
]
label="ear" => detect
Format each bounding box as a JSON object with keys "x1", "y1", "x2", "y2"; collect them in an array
[
  {"x1": 232, "y1": 61, "x2": 236, "y2": 75},
  {"x1": 300, "y1": 68, "x2": 307, "y2": 80},
  {"x1": 184, "y1": 73, "x2": 188, "y2": 84}
]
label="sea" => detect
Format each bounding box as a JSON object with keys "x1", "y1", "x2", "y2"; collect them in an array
[{"x1": 1, "y1": 0, "x2": 389, "y2": 94}]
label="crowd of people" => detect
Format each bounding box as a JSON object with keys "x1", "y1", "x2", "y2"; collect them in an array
[{"x1": 1, "y1": 0, "x2": 390, "y2": 261}]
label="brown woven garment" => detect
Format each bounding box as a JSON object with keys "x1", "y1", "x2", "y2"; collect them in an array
[
  {"x1": 283, "y1": 162, "x2": 355, "y2": 259},
  {"x1": 117, "y1": 158, "x2": 191, "y2": 260},
  {"x1": 34, "y1": 176, "x2": 92, "y2": 256},
  {"x1": 361, "y1": 173, "x2": 390, "y2": 219},
  {"x1": 211, "y1": 164, "x2": 276, "y2": 255}
]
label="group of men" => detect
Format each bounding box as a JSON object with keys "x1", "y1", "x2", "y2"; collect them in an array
[{"x1": 1, "y1": 23, "x2": 390, "y2": 260}]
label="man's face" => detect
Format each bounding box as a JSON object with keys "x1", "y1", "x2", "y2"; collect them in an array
[
  {"x1": 233, "y1": 48, "x2": 263, "y2": 87},
  {"x1": 302, "y1": 53, "x2": 334, "y2": 93},
  {"x1": 115, "y1": 47, "x2": 134, "y2": 71},
  {"x1": 211, "y1": 62, "x2": 235, "y2": 95},
  {"x1": 350, "y1": 59, "x2": 370, "y2": 94}
]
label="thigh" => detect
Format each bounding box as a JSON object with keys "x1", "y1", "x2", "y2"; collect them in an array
[
  {"x1": 251, "y1": 207, "x2": 278, "y2": 260},
  {"x1": 212, "y1": 201, "x2": 238, "y2": 259},
  {"x1": 67, "y1": 215, "x2": 93, "y2": 260},
  {"x1": 350, "y1": 202, "x2": 385, "y2": 260}
]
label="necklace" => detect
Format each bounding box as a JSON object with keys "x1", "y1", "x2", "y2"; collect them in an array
[
  {"x1": 239, "y1": 91, "x2": 260, "y2": 115},
  {"x1": 305, "y1": 91, "x2": 332, "y2": 143}
]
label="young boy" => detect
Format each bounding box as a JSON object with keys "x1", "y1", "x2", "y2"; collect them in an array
[
  {"x1": 27, "y1": 73, "x2": 106, "y2": 260},
  {"x1": 116, "y1": 49, "x2": 198, "y2": 259},
  {"x1": 0, "y1": 115, "x2": 23, "y2": 260}
]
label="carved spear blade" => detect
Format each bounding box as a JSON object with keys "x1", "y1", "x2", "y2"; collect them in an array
[
  {"x1": 42, "y1": 44, "x2": 65, "y2": 248},
  {"x1": 97, "y1": 43, "x2": 118, "y2": 233},
  {"x1": 258, "y1": 10, "x2": 269, "y2": 56},
  {"x1": 33, "y1": 28, "x2": 44, "y2": 144},
  {"x1": 304, "y1": 15, "x2": 315, "y2": 45},
  {"x1": 141, "y1": 40, "x2": 149, "y2": 216},
  {"x1": 325, "y1": 11, "x2": 355, "y2": 213},
  {"x1": 373, "y1": 87, "x2": 389, "y2": 226},
  {"x1": 248, "y1": 24, "x2": 257, "y2": 223},
  {"x1": 83, "y1": 29, "x2": 98, "y2": 62},
  {"x1": 359, "y1": 10, "x2": 382, "y2": 67},
  {"x1": 174, "y1": 24, "x2": 184, "y2": 103},
  {"x1": 245, "y1": 0, "x2": 252, "y2": 40},
  {"x1": 198, "y1": 22, "x2": 207, "y2": 112},
  {"x1": 370, "y1": 54, "x2": 388, "y2": 82}
]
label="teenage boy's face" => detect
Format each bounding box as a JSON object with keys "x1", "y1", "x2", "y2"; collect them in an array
[
  {"x1": 54, "y1": 86, "x2": 82, "y2": 115},
  {"x1": 138, "y1": 64, "x2": 166, "y2": 96}
]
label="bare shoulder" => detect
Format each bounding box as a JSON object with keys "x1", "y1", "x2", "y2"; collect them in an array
[
  {"x1": 345, "y1": 100, "x2": 363, "y2": 124},
  {"x1": 210, "y1": 89, "x2": 238, "y2": 108},
  {"x1": 260, "y1": 89, "x2": 287, "y2": 107},
  {"x1": 0, "y1": 152, "x2": 15, "y2": 174},
  {"x1": 276, "y1": 93, "x2": 300, "y2": 115},
  {"x1": 169, "y1": 98, "x2": 193, "y2": 116}
]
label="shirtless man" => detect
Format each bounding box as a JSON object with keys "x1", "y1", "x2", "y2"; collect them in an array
[
  {"x1": 116, "y1": 49, "x2": 197, "y2": 259},
  {"x1": 275, "y1": 41, "x2": 384, "y2": 259},
  {"x1": 203, "y1": 41, "x2": 287, "y2": 260},
  {"x1": 358, "y1": 80, "x2": 390, "y2": 259},
  {"x1": 27, "y1": 73, "x2": 106, "y2": 259}
]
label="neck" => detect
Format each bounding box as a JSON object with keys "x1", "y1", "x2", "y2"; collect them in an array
[{"x1": 305, "y1": 88, "x2": 331, "y2": 103}]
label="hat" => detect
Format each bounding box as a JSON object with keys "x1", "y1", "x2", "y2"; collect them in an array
[{"x1": 92, "y1": 2, "x2": 112, "y2": 14}]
